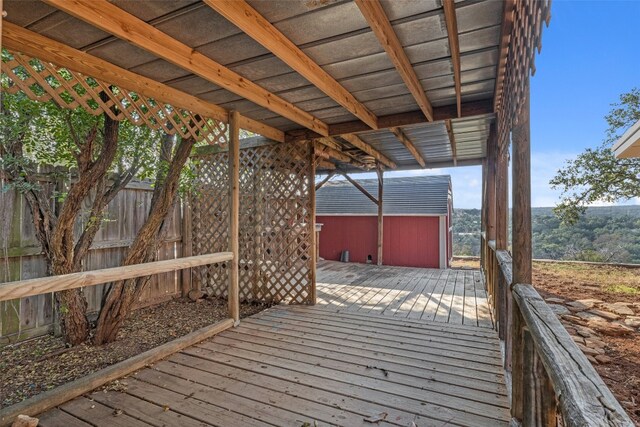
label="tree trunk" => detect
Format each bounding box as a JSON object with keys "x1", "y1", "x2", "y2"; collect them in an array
[{"x1": 94, "y1": 135, "x2": 196, "y2": 345}]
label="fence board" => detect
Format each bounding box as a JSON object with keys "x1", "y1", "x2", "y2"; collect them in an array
[{"x1": 0, "y1": 179, "x2": 184, "y2": 344}]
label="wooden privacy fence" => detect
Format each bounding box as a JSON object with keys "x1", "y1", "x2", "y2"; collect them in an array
[
  {"x1": 481, "y1": 235, "x2": 633, "y2": 426},
  {"x1": 190, "y1": 138, "x2": 316, "y2": 305},
  {"x1": 0, "y1": 177, "x2": 184, "y2": 344},
  {"x1": 0, "y1": 253, "x2": 236, "y2": 427}
]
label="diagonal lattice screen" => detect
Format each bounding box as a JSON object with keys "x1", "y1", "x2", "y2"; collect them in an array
[
  {"x1": 1, "y1": 49, "x2": 228, "y2": 145},
  {"x1": 191, "y1": 141, "x2": 314, "y2": 304}
]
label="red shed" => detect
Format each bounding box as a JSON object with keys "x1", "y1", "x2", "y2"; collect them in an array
[{"x1": 316, "y1": 175, "x2": 453, "y2": 269}]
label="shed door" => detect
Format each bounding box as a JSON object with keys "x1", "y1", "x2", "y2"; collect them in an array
[{"x1": 383, "y1": 216, "x2": 440, "y2": 268}]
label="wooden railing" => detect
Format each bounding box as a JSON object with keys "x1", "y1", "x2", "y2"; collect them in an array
[
  {"x1": 482, "y1": 239, "x2": 633, "y2": 426},
  {"x1": 0, "y1": 252, "x2": 238, "y2": 427}
]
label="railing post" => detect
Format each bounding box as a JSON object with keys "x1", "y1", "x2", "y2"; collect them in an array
[{"x1": 228, "y1": 111, "x2": 240, "y2": 324}]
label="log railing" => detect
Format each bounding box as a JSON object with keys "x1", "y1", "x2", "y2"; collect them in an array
[{"x1": 482, "y1": 242, "x2": 633, "y2": 426}]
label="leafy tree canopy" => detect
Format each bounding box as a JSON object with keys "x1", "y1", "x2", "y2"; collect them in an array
[{"x1": 550, "y1": 88, "x2": 640, "y2": 224}]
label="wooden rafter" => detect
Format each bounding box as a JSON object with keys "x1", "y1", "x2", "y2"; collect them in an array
[
  {"x1": 206, "y1": 0, "x2": 378, "y2": 130},
  {"x1": 2, "y1": 23, "x2": 284, "y2": 142},
  {"x1": 341, "y1": 173, "x2": 379, "y2": 206},
  {"x1": 44, "y1": 0, "x2": 329, "y2": 136},
  {"x1": 317, "y1": 160, "x2": 336, "y2": 170},
  {"x1": 285, "y1": 100, "x2": 493, "y2": 143},
  {"x1": 443, "y1": 0, "x2": 462, "y2": 118},
  {"x1": 355, "y1": 0, "x2": 433, "y2": 122},
  {"x1": 339, "y1": 134, "x2": 397, "y2": 169},
  {"x1": 315, "y1": 171, "x2": 336, "y2": 191},
  {"x1": 314, "y1": 143, "x2": 368, "y2": 171},
  {"x1": 445, "y1": 120, "x2": 458, "y2": 166},
  {"x1": 390, "y1": 127, "x2": 426, "y2": 168}
]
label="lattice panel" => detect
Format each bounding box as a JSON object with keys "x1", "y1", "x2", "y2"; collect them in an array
[
  {"x1": 495, "y1": 0, "x2": 551, "y2": 153},
  {"x1": 191, "y1": 141, "x2": 314, "y2": 304},
  {"x1": 1, "y1": 49, "x2": 228, "y2": 145}
]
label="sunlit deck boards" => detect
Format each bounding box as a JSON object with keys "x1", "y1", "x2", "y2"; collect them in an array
[
  {"x1": 317, "y1": 261, "x2": 494, "y2": 328},
  {"x1": 37, "y1": 306, "x2": 509, "y2": 427}
]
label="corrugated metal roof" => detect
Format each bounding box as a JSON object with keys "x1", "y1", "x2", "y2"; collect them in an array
[
  {"x1": 316, "y1": 175, "x2": 451, "y2": 216},
  {"x1": 3, "y1": 0, "x2": 503, "y2": 170}
]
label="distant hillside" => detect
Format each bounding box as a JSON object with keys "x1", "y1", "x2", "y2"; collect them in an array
[{"x1": 453, "y1": 205, "x2": 640, "y2": 264}]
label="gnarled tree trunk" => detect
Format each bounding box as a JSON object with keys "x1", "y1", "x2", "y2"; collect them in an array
[{"x1": 94, "y1": 135, "x2": 196, "y2": 345}]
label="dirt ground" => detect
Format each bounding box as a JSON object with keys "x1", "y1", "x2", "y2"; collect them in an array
[
  {"x1": 453, "y1": 257, "x2": 640, "y2": 423},
  {"x1": 0, "y1": 297, "x2": 270, "y2": 408}
]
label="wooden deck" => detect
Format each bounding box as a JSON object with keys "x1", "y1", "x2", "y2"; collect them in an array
[
  {"x1": 35, "y1": 263, "x2": 509, "y2": 427},
  {"x1": 317, "y1": 261, "x2": 494, "y2": 328}
]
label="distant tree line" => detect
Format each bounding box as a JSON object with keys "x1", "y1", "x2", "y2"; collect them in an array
[{"x1": 453, "y1": 206, "x2": 640, "y2": 264}]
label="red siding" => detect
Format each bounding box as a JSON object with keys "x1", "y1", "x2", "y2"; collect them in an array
[
  {"x1": 316, "y1": 216, "x2": 378, "y2": 264},
  {"x1": 316, "y1": 215, "x2": 442, "y2": 268}
]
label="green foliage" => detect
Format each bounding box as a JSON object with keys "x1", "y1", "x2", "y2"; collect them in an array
[
  {"x1": 453, "y1": 206, "x2": 640, "y2": 264},
  {"x1": 550, "y1": 88, "x2": 640, "y2": 224}
]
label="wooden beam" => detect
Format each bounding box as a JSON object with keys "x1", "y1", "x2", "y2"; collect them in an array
[
  {"x1": 317, "y1": 160, "x2": 336, "y2": 170},
  {"x1": 445, "y1": 119, "x2": 458, "y2": 166},
  {"x1": 494, "y1": 0, "x2": 516, "y2": 111},
  {"x1": 355, "y1": 0, "x2": 433, "y2": 121},
  {"x1": 44, "y1": 0, "x2": 328, "y2": 136},
  {"x1": 512, "y1": 78, "x2": 532, "y2": 285},
  {"x1": 309, "y1": 145, "x2": 317, "y2": 304},
  {"x1": 206, "y1": 0, "x2": 378, "y2": 130},
  {"x1": 339, "y1": 134, "x2": 397, "y2": 169},
  {"x1": 390, "y1": 127, "x2": 426, "y2": 168},
  {"x1": 486, "y1": 124, "x2": 497, "y2": 241},
  {"x1": 228, "y1": 111, "x2": 240, "y2": 324},
  {"x1": 2, "y1": 23, "x2": 284, "y2": 142},
  {"x1": 495, "y1": 145, "x2": 509, "y2": 249},
  {"x1": 315, "y1": 171, "x2": 335, "y2": 191},
  {"x1": 314, "y1": 141, "x2": 369, "y2": 171},
  {"x1": 0, "y1": 253, "x2": 233, "y2": 302},
  {"x1": 284, "y1": 100, "x2": 493, "y2": 142},
  {"x1": 376, "y1": 164, "x2": 384, "y2": 266},
  {"x1": 341, "y1": 173, "x2": 379, "y2": 206},
  {"x1": 443, "y1": 0, "x2": 462, "y2": 118}
]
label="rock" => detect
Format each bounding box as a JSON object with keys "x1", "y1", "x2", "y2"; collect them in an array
[
  {"x1": 587, "y1": 309, "x2": 620, "y2": 321},
  {"x1": 567, "y1": 299, "x2": 601, "y2": 311},
  {"x1": 586, "y1": 355, "x2": 598, "y2": 364},
  {"x1": 571, "y1": 335, "x2": 585, "y2": 345},
  {"x1": 548, "y1": 304, "x2": 570, "y2": 316},
  {"x1": 624, "y1": 316, "x2": 640, "y2": 328},
  {"x1": 545, "y1": 297, "x2": 565, "y2": 304},
  {"x1": 561, "y1": 314, "x2": 582, "y2": 323},
  {"x1": 585, "y1": 338, "x2": 607, "y2": 349},
  {"x1": 11, "y1": 415, "x2": 39, "y2": 427},
  {"x1": 601, "y1": 302, "x2": 634, "y2": 316},
  {"x1": 577, "y1": 343, "x2": 599, "y2": 357},
  {"x1": 595, "y1": 354, "x2": 612, "y2": 364},
  {"x1": 577, "y1": 311, "x2": 607, "y2": 323},
  {"x1": 574, "y1": 325, "x2": 597, "y2": 337},
  {"x1": 591, "y1": 322, "x2": 634, "y2": 337}
]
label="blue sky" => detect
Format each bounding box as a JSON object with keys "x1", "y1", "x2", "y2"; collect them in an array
[{"x1": 333, "y1": 1, "x2": 640, "y2": 209}]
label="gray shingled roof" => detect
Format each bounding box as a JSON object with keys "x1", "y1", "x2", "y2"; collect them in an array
[{"x1": 316, "y1": 175, "x2": 451, "y2": 215}]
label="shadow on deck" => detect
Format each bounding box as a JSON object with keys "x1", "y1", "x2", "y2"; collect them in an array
[{"x1": 36, "y1": 263, "x2": 509, "y2": 426}]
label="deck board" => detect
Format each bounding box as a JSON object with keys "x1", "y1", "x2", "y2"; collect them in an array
[
  {"x1": 318, "y1": 261, "x2": 493, "y2": 327},
  {"x1": 36, "y1": 262, "x2": 508, "y2": 427}
]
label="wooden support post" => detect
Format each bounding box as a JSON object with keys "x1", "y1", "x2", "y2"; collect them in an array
[
  {"x1": 487, "y1": 125, "x2": 497, "y2": 241},
  {"x1": 315, "y1": 171, "x2": 335, "y2": 191},
  {"x1": 181, "y1": 197, "x2": 193, "y2": 297},
  {"x1": 480, "y1": 158, "x2": 487, "y2": 270},
  {"x1": 341, "y1": 173, "x2": 379, "y2": 205},
  {"x1": 511, "y1": 78, "x2": 532, "y2": 285},
  {"x1": 309, "y1": 144, "x2": 317, "y2": 304},
  {"x1": 228, "y1": 111, "x2": 240, "y2": 324},
  {"x1": 376, "y1": 164, "x2": 384, "y2": 266},
  {"x1": 496, "y1": 131, "x2": 509, "y2": 250},
  {"x1": 510, "y1": 79, "x2": 532, "y2": 425}
]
